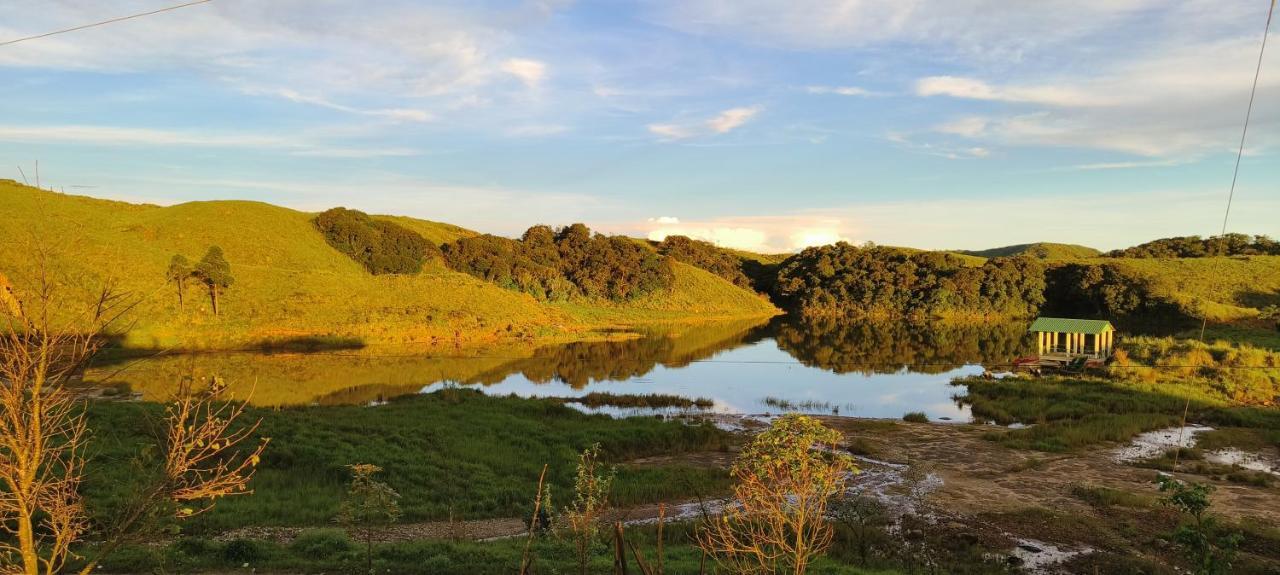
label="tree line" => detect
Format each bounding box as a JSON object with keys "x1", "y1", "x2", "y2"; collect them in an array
[
  {"x1": 442, "y1": 224, "x2": 675, "y2": 302},
  {"x1": 771, "y1": 243, "x2": 1045, "y2": 320},
  {"x1": 1106, "y1": 233, "x2": 1280, "y2": 258}
]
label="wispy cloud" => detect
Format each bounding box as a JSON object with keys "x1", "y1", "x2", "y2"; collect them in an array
[
  {"x1": 501, "y1": 58, "x2": 548, "y2": 89},
  {"x1": 635, "y1": 214, "x2": 850, "y2": 252},
  {"x1": 0, "y1": 124, "x2": 420, "y2": 158},
  {"x1": 805, "y1": 85, "x2": 874, "y2": 97},
  {"x1": 648, "y1": 106, "x2": 763, "y2": 140},
  {"x1": 916, "y1": 76, "x2": 1112, "y2": 107},
  {"x1": 244, "y1": 87, "x2": 433, "y2": 122}
]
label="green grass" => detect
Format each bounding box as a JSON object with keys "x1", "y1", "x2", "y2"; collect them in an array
[
  {"x1": 82, "y1": 389, "x2": 733, "y2": 533},
  {"x1": 81, "y1": 527, "x2": 900, "y2": 575},
  {"x1": 956, "y1": 373, "x2": 1280, "y2": 452},
  {"x1": 0, "y1": 183, "x2": 775, "y2": 350},
  {"x1": 959, "y1": 242, "x2": 1101, "y2": 260},
  {"x1": 1081, "y1": 255, "x2": 1280, "y2": 323}
]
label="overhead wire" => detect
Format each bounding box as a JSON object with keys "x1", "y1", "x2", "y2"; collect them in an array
[{"x1": 0, "y1": 0, "x2": 214, "y2": 48}]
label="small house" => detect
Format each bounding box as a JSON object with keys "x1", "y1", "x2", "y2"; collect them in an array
[{"x1": 1028, "y1": 317, "x2": 1115, "y2": 359}]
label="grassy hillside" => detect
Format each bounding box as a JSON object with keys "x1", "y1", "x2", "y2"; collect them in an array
[
  {"x1": 0, "y1": 182, "x2": 775, "y2": 349},
  {"x1": 961, "y1": 242, "x2": 1101, "y2": 260},
  {"x1": 1090, "y1": 255, "x2": 1280, "y2": 323}
]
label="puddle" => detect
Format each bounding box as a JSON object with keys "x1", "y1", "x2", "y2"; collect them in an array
[
  {"x1": 1011, "y1": 538, "x2": 1094, "y2": 573},
  {"x1": 1113, "y1": 425, "x2": 1279, "y2": 476},
  {"x1": 1112, "y1": 425, "x2": 1212, "y2": 463},
  {"x1": 1204, "y1": 448, "x2": 1279, "y2": 476}
]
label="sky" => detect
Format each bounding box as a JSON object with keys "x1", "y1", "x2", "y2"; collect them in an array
[{"x1": 1, "y1": 0, "x2": 1278, "y2": 252}]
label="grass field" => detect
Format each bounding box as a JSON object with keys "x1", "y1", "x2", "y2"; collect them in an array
[
  {"x1": 82, "y1": 389, "x2": 735, "y2": 534},
  {"x1": 0, "y1": 182, "x2": 777, "y2": 350},
  {"x1": 1072, "y1": 255, "x2": 1280, "y2": 324}
]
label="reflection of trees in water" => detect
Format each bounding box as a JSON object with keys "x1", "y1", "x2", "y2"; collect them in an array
[
  {"x1": 772, "y1": 318, "x2": 1032, "y2": 375},
  {"x1": 466, "y1": 319, "x2": 773, "y2": 390}
]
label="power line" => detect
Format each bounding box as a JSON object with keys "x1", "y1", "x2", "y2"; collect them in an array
[
  {"x1": 1219, "y1": 0, "x2": 1275, "y2": 235},
  {"x1": 0, "y1": 0, "x2": 214, "y2": 48},
  {"x1": 1201, "y1": 0, "x2": 1275, "y2": 342}
]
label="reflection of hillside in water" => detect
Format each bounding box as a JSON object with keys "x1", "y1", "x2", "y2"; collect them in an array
[
  {"x1": 307, "y1": 317, "x2": 773, "y2": 403},
  {"x1": 772, "y1": 318, "x2": 1032, "y2": 375},
  {"x1": 465, "y1": 318, "x2": 774, "y2": 389}
]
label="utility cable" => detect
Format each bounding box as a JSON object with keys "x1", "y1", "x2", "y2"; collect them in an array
[{"x1": 0, "y1": 0, "x2": 214, "y2": 48}]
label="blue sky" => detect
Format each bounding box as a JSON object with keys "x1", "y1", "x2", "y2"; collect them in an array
[{"x1": 1, "y1": 0, "x2": 1277, "y2": 251}]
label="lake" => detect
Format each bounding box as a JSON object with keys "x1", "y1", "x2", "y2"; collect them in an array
[{"x1": 88, "y1": 317, "x2": 1034, "y2": 422}]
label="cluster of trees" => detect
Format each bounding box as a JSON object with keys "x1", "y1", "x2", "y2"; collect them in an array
[
  {"x1": 166, "y1": 246, "x2": 234, "y2": 315},
  {"x1": 771, "y1": 243, "x2": 1045, "y2": 319},
  {"x1": 655, "y1": 235, "x2": 753, "y2": 289},
  {"x1": 1107, "y1": 234, "x2": 1280, "y2": 258},
  {"x1": 443, "y1": 224, "x2": 675, "y2": 301},
  {"x1": 314, "y1": 207, "x2": 441, "y2": 275},
  {"x1": 1042, "y1": 263, "x2": 1178, "y2": 321}
]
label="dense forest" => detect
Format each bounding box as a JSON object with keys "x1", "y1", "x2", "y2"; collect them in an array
[
  {"x1": 443, "y1": 224, "x2": 675, "y2": 301},
  {"x1": 771, "y1": 243, "x2": 1045, "y2": 319},
  {"x1": 1106, "y1": 233, "x2": 1280, "y2": 258},
  {"x1": 314, "y1": 207, "x2": 441, "y2": 274}
]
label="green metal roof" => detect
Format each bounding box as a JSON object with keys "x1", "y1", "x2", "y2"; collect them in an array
[{"x1": 1028, "y1": 317, "x2": 1114, "y2": 334}]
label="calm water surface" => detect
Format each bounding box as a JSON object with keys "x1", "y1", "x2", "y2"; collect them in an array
[{"x1": 90, "y1": 318, "x2": 1034, "y2": 422}]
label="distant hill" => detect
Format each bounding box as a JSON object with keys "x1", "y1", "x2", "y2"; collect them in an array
[
  {"x1": 960, "y1": 242, "x2": 1101, "y2": 260},
  {"x1": 0, "y1": 182, "x2": 777, "y2": 350}
]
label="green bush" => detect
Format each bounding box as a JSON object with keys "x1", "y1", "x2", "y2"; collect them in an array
[
  {"x1": 221, "y1": 539, "x2": 265, "y2": 564},
  {"x1": 902, "y1": 412, "x2": 929, "y2": 423},
  {"x1": 314, "y1": 207, "x2": 440, "y2": 275},
  {"x1": 290, "y1": 528, "x2": 355, "y2": 558}
]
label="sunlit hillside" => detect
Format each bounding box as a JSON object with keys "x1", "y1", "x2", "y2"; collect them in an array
[
  {"x1": 0, "y1": 182, "x2": 777, "y2": 349},
  {"x1": 961, "y1": 242, "x2": 1102, "y2": 260}
]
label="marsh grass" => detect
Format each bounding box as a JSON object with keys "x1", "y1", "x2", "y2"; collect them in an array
[
  {"x1": 956, "y1": 374, "x2": 1280, "y2": 452},
  {"x1": 82, "y1": 390, "x2": 732, "y2": 533}
]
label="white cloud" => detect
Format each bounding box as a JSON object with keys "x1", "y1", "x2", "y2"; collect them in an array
[
  {"x1": 243, "y1": 87, "x2": 433, "y2": 122},
  {"x1": 0, "y1": 124, "x2": 419, "y2": 158},
  {"x1": 648, "y1": 0, "x2": 1160, "y2": 56},
  {"x1": 707, "y1": 106, "x2": 762, "y2": 133},
  {"x1": 805, "y1": 85, "x2": 873, "y2": 97},
  {"x1": 916, "y1": 76, "x2": 1112, "y2": 107},
  {"x1": 0, "y1": 2, "x2": 563, "y2": 111},
  {"x1": 648, "y1": 106, "x2": 762, "y2": 140},
  {"x1": 501, "y1": 58, "x2": 547, "y2": 88},
  {"x1": 638, "y1": 215, "x2": 852, "y2": 252},
  {"x1": 647, "y1": 123, "x2": 695, "y2": 140}
]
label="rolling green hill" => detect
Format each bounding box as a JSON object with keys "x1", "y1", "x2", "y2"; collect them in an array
[
  {"x1": 0, "y1": 182, "x2": 777, "y2": 349},
  {"x1": 960, "y1": 242, "x2": 1101, "y2": 260},
  {"x1": 1084, "y1": 255, "x2": 1280, "y2": 323}
]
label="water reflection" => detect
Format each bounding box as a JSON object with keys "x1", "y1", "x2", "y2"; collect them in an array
[{"x1": 88, "y1": 317, "x2": 1034, "y2": 421}]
